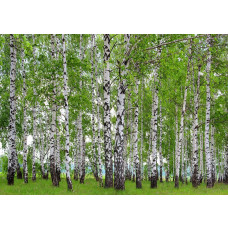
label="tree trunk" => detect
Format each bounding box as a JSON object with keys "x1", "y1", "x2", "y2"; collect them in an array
[
  {"x1": 50, "y1": 34, "x2": 59, "y2": 187},
  {"x1": 211, "y1": 125, "x2": 215, "y2": 186},
  {"x1": 205, "y1": 34, "x2": 213, "y2": 188},
  {"x1": 192, "y1": 64, "x2": 201, "y2": 187},
  {"x1": 224, "y1": 142, "x2": 228, "y2": 184},
  {"x1": 114, "y1": 80, "x2": 126, "y2": 190},
  {"x1": 151, "y1": 47, "x2": 161, "y2": 189},
  {"x1": 21, "y1": 47, "x2": 28, "y2": 183},
  {"x1": 140, "y1": 75, "x2": 144, "y2": 180},
  {"x1": 32, "y1": 34, "x2": 37, "y2": 181},
  {"x1": 74, "y1": 119, "x2": 79, "y2": 181},
  {"x1": 159, "y1": 100, "x2": 163, "y2": 183},
  {"x1": 174, "y1": 105, "x2": 179, "y2": 186},
  {"x1": 7, "y1": 34, "x2": 17, "y2": 185},
  {"x1": 55, "y1": 35, "x2": 61, "y2": 182},
  {"x1": 94, "y1": 38, "x2": 103, "y2": 187},
  {"x1": 91, "y1": 34, "x2": 99, "y2": 181},
  {"x1": 103, "y1": 34, "x2": 113, "y2": 188},
  {"x1": 132, "y1": 78, "x2": 142, "y2": 189},
  {"x1": 62, "y1": 34, "x2": 73, "y2": 190},
  {"x1": 80, "y1": 135, "x2": 86, "y2": 184}
]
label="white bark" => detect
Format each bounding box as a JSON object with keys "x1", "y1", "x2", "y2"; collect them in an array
[
  {"x1": 90, "y1": 34, "x2": 98, "y2": 181},
  {"x1": 132, "y1": 78, "x2": 141, "y2": 188},
  {"x1": 192, "y1": 64, "x2": 201, "y2": 187},
  {"x1": 94, "y1": 39, "x2": 103, "y2": 186},
  {"x1": 32, "y1": 34, "x2": 37, "y2": 181},
  {"x1": 78, "y1": 34, "x2": 83, "y2": 181},
  {"x1": 159, "y1": 100, "x2": 163, "y2": 182},
  {"x1": 140, "y1": 75, "x2": 144, "y2": 180},
  {"x1": 50, "y1": 34, "x2": 59, "y2": 186},
  {"x1": 151, "y1": 48, "x2": 161, "y2": 188},
  {"x1": 103, "y1": 34, "x2": 113, "y2": 187},
  {"x1": 21, "y1": 47, "x2": 28, "y2": 183},
  {"x1": 7, "y1": 34, "x2": 17, "y2": 185},
  {"x1": 205, "y1": 34, "x2": 213, "y2": 187},
  {"x1": 62, "y1": 34, "x2": 73, "y2": 190}
]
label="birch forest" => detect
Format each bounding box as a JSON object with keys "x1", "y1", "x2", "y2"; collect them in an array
[{"x1": 0, "y1": 34, "x2": 228, "y2": 194}]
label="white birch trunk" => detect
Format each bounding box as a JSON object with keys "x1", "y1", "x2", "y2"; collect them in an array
[
  {"x1": 62, "y1": 34, "x2": 73, "y2": 190},
  {"x1": 132, "y1": 78, "x2": 142, "y2": 188},
  {"x1": 90, "y1": 34, "x2": 98, "y2": 181},
  {"x1": 159, "y1": 100, "x2": 163, "y2": 182},
  {"x1": 140, "y1": 75, "x2": 144, "y2": 180},
  {"x1": 151, "y1": 48, "x2": 161, "y2": 188},
  {"x1": 94, "y1": 39, "x2": 103, "y2": 187},
  {"x1": 224, "y1": 142, "x2": 228, "y2": 183},
  {"x1": 21, "y1": 47, "x2": 28, "y2": 183},
  {"x1": 50, "y1": 34, "x2": 59, "y2": 186},
  {"x1": 7, "y1": 34, "x2": 17, "y2": 185},
  {"x1": 32, "y1": 34, "x2": 37, "y2": 181},
  {"x1": 205, "y1": 34, "x2": 213, "y2": 188},
  {"x1": 211, "y1": 125, "x2": 215, "y2": 185},
  {"x1": 192, "y1": 64, "x2": 201, "y2": 187},
  {"x1": 55, "y1": 35, "x2": 61, "y2": 182},
  {"x1": 103, "y1": 34, "x2": 113, "y2": 188},
  {"x1": 78, "y1": 34, "x2": 83, "y2": 181}
]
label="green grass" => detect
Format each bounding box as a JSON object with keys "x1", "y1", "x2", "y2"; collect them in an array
[{"x1": 1, "y1": 175, "x2": 228, "y2": 195}]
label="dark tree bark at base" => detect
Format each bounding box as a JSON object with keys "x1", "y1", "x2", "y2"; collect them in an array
[
  {"x1": 43, "y1": 172, "x2": 49, "y2": 180},
  {"x1": 192, "y1": 168, "x2": 199, "y2": 188},
  {"x1": 74, "y1": 170, "x2": 79, "y2": 181},
  {"x1": 136, "y1": 168, "x2": 142, "y2": 189},
  {"x1": 206, "y1": 178, "x2": 213, "y2": 188},
  {"x1": 175, "y1": 175, "x2": 179, "y2": 188},
  {"x1": 80, "y1": 176, "x2": 85, "y2": 184},
  {"x1": 17, "y1": 168, "x2": 22, "y2": 179},
  {"x1": 156, "y1": 170, "x2": 159, "y2": 181},
  {"x1": 224, "y1": 172, "x2": 228, "y2": 184},
  {"x1": 57, "y1": 170, "x2": 61, "y2": 182},
  {"x1": 104, "y1": 168, "x2": 113, "y2": 188},
  {"x1": 7, "y1": 167, "x2": 15, "y2": 185},
  {"x1": 94, "y1": 172, "x2": 99, "y2": 182},
  {"x1": 132, "y1": 174, "x2": 135, "y2": 182},
  {"x1": 50, "y1": 166, "x2": 59, "y2": 187},
  {"x1": 160, "y1": 166, "x2": 163, "y2": 183},
  {"x1": 150, "y1": 176, "x2": 157, "y2": 188},
  {"x1": 114, "y1": 182, "x2": 125, "y2": 190},
  {"x1": 67, "y1": 177, "x2": 73, "y2": 190}
]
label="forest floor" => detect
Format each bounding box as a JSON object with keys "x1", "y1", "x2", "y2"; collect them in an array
[{"x1": 0, "y1": 175, "x2": 228, "y2": 195}]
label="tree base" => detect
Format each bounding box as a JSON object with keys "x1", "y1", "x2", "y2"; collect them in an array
[
  {"x1": 150, "y1": 176, "x2": 157, "y2": 188},
  {"x1": 175, "y1": 176, "x2": 179, "y2": 188}
]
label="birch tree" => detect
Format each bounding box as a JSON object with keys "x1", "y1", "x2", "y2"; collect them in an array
[
  {"x1": 205, "y1": 34, "x2": 213, "y2": 188},
  {"x1": 32, "y1": 34, "x2": 37, "y2": 181},
  {"x1": 21, "y1": 47, "x2": 28, "y2": 183},
  {"x1": 62, "y1": 34, "x2": 73, "y2": 190},
  {"x1": 103, "y1": 34, "x2": 113, "y2": 188},
  {"x1": 7, "y1": 34, "x2": 17, "y2": 185},
  {"x1": 49, "y1": 34, "x2": 59, "y2": 187}
]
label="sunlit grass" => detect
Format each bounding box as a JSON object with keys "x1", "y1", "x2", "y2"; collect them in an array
[{"x1": 0, "y1": 175, "x2": 227, "y2": 195}]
